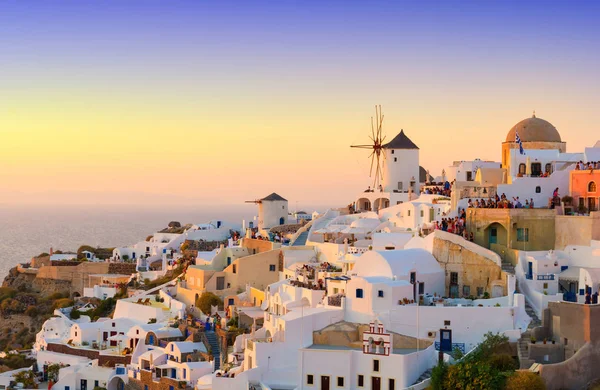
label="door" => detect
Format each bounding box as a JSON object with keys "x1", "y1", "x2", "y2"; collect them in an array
[
  {"x1": 489, "y1": 228, "x2": 498, "y2": 245},
  {"x1": 371, "y1": 377, "x2": 381, "y2": 390},
  {"x1": 589, "y1": 198, "x2": 596, "y2": 212},
  {"x1": 81, "y1": 379, "x2": 87, "y2": 390},
  {"x1": 440, "y1": 329, "x2": 452, "y2": 352},
  {"x1": 531, "y1": 163, "x2": 542, "y2": 177},
  {"x1": 449, "y1": 285, "x2": 459, "y2": 298},
  {"x1": 320, "y1": 375, "x2": 330, "y2": 390},
  {"x1": 216, "y1": 277, "x2": 225, "y2": 290},
  {"x1": 528, "y1": 262, "x2": 533, "y2": 279}
]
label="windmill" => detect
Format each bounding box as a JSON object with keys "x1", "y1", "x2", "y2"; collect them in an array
[{"x1": 351, "y1": 105, "x2": 387, "y2": 189}]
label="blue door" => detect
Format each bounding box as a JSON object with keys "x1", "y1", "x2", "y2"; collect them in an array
[
  {"x1": 489, "y1": 228, "x2": 498, "y2": 245},
  {"x1": 440, "y1": 329, "x2": 452, "y2": 352},
  {"x1": 279, "y1": 217, "x2": 285, "y2": 225},
  {"x1": 528, "y1": 262, "x2": 533, "y2": 279},
  {"x1": 148, "y1": 334, "x2": 154, "y2": 345}
]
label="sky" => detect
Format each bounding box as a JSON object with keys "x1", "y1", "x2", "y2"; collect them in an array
[{"x1": 1, "y1": 1, "x2": 600, "y2": 209}]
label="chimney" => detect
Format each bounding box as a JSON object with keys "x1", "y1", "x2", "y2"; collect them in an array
[{"x1": 49, "y1": 247, "x2": 54, "y2": 256}]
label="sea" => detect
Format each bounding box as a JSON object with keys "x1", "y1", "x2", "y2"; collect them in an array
[{"x1": 0, "y1": 204, "x2": 258, "y2": 280}]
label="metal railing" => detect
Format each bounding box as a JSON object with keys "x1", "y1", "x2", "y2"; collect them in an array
[{"x1": 537, "y1": 274, "x2": 555, "y2": 281}]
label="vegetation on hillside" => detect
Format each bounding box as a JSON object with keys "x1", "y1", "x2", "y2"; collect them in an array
[
  {"x1": 430, "y1": 332, "x2": 543, "y2": 390},
  {"x1": 196, "y1": 292, "x2": 223, "y2": 315}
]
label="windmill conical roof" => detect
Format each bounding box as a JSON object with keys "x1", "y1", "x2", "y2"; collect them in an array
[{"x1": 383, "y1": 130, "x2": 419, "y2": 149}]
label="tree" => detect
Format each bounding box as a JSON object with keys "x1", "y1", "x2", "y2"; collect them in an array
[
  {"x1": 70, "y1": 309, "x2": 81, "y2": 320},
  {"x1": 196, "y1": 292, "x2": 223, "y2": 315},
  {"x1": 13, "y1": 370, "x2": 36, "y2": 389},
  {"x1": 505, "y1": 371, "x2": 546, "y2": 390},
  {"x1": 47, "y1": 363, "x2": 62, "y2": 382}
]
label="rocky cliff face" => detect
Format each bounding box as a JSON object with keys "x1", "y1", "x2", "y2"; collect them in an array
[{"x1": 2, "y1": 267, "x2": 36, "y2": 291}]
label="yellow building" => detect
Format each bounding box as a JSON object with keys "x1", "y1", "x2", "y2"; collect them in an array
[{"x1": 466, "y1": 208, "x2": 557, "y2": 264}]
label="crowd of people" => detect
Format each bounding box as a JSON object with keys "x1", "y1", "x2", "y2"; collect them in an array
[
  {"x1": 466, "y1": 192, "x2": 541, "y2": 209},
  {"x1": 433, "y1": 208, "x2": 473, "y2": 241},
  {"x1": 422, "y1": 180, "x2": 452, "y2": 197},
  {"x1": 575, "y1": 161, "x2": 600, "y2": 171}
]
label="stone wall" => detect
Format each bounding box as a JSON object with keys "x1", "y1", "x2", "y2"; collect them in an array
[
  {"x1": 36, "y1": 262, "x2": 110, "y2": 295},
  {"x1": 32, "y1": 278, "x2": 72, "y2": 295},
  {"x1": 51, "y1": 260, "x2": 81, "y2": 267},
  {"x1": 108, "y1": 263, "x2": 138, "y2": 275},
  {"x1": 431, "y1": 232, "x2": 507, "y2": 298}
]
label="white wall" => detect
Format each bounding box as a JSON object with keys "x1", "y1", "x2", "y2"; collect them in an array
[{"x1": 382, "y1": 148, "x2": 420, "y2": 195}]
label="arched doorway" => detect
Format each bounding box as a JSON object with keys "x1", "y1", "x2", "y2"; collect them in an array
[
  {"x1": 484, "y1": 223, "x2": 507, "y2": 249},
  {"x1": 107, "y1": 377, "x2": 126, "y2": 390},
  {"x1": 356, "y1": 198, "x2": 371, "y2": 212},
  {"x1": 373, "y1": 198, "x2": 390, "y2": 212}
]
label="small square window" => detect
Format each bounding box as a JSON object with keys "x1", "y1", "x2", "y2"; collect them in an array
[
  {"x1": 517, "y1": 228, "x2": 529, "y2": 242},
  {"x1": 536, "y1": 186, "x2": 541, "y2": 193},
  {"x1": 444, "y1": 320, "x2": 451, "y2": 326},
  {"x1": 307, "y1": 374, "x2": 314, "y2": 385},
  {"x1": 543, "y1": 283, "x2": 548, "y2": 289},
  {"x1": 356, "y1": 289, "x2": 364, "y2": 298},
  {"x1": 394, "y1": 157, "x2": 397, "y2": 162},
  {"x1": 358, "y1": 375, "x2": 364, "y2": 387},
  {"x1": 337, "y1": 377, "x2": 344, "y2": 387},
  {"x1": 373, "y1": 359, "x2": 380, "y2": 372},
  {"x1": 269, "y1": 264, "x2": 276, "y2": 272},
  {"x1": 378, "y1": 290, "x2": 384, "y2": 298}
]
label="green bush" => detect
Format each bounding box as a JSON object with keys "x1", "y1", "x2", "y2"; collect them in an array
[
  {"x1": 70, "y1": 309, "x2": 81, "y2": 320},
  {"x1": 196, "y1": 292, "x2": 223, "y2": 315},
  {"x1": 505, "y1": 371, "x2": 546, "y2": 390},
  {"x1": 52, "y1": 298, "x2": 74, "y2": 310},
  {"x1": 489, "y1": 354, "x2": 518, "y2": 372}
]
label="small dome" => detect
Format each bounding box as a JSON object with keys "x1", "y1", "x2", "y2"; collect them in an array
[{"x1": 505, "y1": 114, "x2": 561, "y2": 143}]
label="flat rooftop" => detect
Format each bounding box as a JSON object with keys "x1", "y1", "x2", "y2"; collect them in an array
[{"x1": 306, "y1": 344, "x2": 419, "y2": 355}]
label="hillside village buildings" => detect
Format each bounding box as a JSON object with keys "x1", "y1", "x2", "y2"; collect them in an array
[{"x1": 7, "y1": 113, "x2": 600, "y2": 390}]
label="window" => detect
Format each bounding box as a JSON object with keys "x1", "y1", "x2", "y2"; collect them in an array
[
  {"x1": 233, "y1": 264, "x2": 237, "y2": 274},
  {"x1": 65, "y1": 387, "x2": 70, "y2": 390},
  {"x1": 394, "y1": 157, "x2": 397, "y2": 162},
  {"x1": 517, "y1": 228, "x2": 529, "y2": 242},
  {"x1": 590, "y1": 181, "x2": 597, "y2": 193},
  {"x1": 450, "y1": 272, "x2": 458, "y2": 284},
  {"x1": 378, "y1": 290, "x2": 384, "y2": 298},
  {"x1": 337, "y1": 377, "x2": 344, "y2": 387},
  {"x1": 419, "y1": 282, "x2": 425, "y2": 295},
  {"x1": 112, "y1": 322, "x2": 115, "y2": 327},
  {"x1": 95, "y1": 382, "x2": 99, "y2": 389},
  {"x1": 466, "y1": 171, "x2": 473, "y2": 181},
  {"x1": 136, "y1": 329, "x2": 139, "y2": 335},
  {"x1": 75, "y1": 331, "x2": 78, "y2": 337},
  {"x1": 171, "y1": 344, "x2": 174, "y2": 351},
  {"x1": 543, "y1": 283, "x2": 548, "y2": 289},
  {"x1": 228, "y1": 298, "x2": 234, "y2": 305},
  {"x1": 356, "y1": 289, "x2": 364, "y2": 298},
  {"x1": 307, "y1": 374, "x2": 314, "y2": 385},
  {"x1": 373, "y1": 359, "x2": 380, "y2": 372},
  {"x1": 545, "y1": 163, "x2": 552, "y2": 174},
  {"x1": 407, "y1": 210, "x2": 411, "y2": 216},
  {"x1": 536, "y1": 186, "x2": 541, "y2": 193},
  {"x1": 391, "y1": 150, "x2": 394, "y2": 154},
  {"x1": 398, "y1": 182, "x2": 403, "y2": 190},
  {"x1": 183, "y1": 368, "x2": 187, "y2": 379},
  {"x1": 477, "y1": 287, "x2": 484, "y2": 296},
  {"x1": 420, "y1": 210, "x2": 424, "y2": 217},
  {"x1": 463, "y1": 285, "x2": 470, "y2": 296},
  {"x1": 389, "y1": 378, "x2": 396, "y2": 390},
  {"x1": 358, "y1": 374, "x2": 364, "y2": 387},
  {"x1": 519, "y1": 163, "x2": 526, "y2": 174},
  {"x1": 269, "y1": 264, "x2": 276, "y2": 272},
  {"x1": 410, "y1": 272, "x2": 416, "y2": 284}
]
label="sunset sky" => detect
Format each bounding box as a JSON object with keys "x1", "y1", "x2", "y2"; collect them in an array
[{"x1": 2, "y1": 1, "x2": 600, "y2": 208}]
